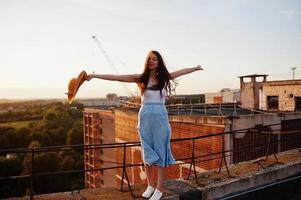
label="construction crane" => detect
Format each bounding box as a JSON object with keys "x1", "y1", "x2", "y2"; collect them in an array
[{"x1": 91, "y1": 35, "x2": 135, "y2": 96}]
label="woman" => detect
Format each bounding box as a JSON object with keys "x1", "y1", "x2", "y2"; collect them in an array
[{"x1": 86, "y1": 50, "x2": 203, "y2": 200}]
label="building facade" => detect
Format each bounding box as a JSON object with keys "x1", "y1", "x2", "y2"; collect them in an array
[
  {"x1": 239, "y1": 74, "x2": 301, "y2": 111},
  {"x1": 205, "y1": 88, "x2": 240, "y2": 104},
  {"x1": 83, "y1": 103, "x2": 301, "y2": 189},
  {"x1": 83, "y1": 109, "x2": 116, "y2": 188}
]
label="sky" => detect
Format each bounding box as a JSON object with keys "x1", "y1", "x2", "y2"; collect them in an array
[{"x1": 0, "y1": 0, "x2": 300, "y2": 99}]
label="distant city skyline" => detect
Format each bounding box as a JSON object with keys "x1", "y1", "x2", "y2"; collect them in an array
[{"x1": 0, "y1": 0, "x2": 300, "y2": 99}]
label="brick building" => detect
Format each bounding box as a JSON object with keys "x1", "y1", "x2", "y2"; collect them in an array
[
  {"x1": 205, "y1": 88, "x2": 240, "y2": 104},
  {"x1": 83, "y1": 102, "x2": 301, "y2": 189},
  {"x1": 83, "y1": 109, "x2": 116, "y2": 188},
  {"x1": 83, "y1": 106, "x2": 229, "y2": 188},
  {"x1": 239, "y1": 74, "x2": 301, "y2": 111}
]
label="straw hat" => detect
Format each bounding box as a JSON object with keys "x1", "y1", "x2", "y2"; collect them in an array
[{"x1": 66, "y1": 70, "x2": 87, "y2": 104}]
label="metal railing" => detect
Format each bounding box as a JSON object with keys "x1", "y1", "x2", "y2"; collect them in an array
[
  {"x1": 119, "y1": 99, "x2": 301, "y2": 116},
  {"x1": 0, "y1": 122, "x2": 300, "y2": 199},
  {"x1": 119, "y1": 100, "x2": 271, "y2": 117}
]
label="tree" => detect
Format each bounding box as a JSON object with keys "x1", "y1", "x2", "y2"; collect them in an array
[
  {"x1": 0, "y1": 126, "x2": 16, "y2": 150},
  {"x1": 43, "y1": 109, "x2": 59, "y2": 129},
  {"x1": 22, "y1": 152, "x2": 70, "y2": 194},
  {"x1": 0, "y1": 155, "x2": 22, "y2": 176},
  {"x1": 29, "y1": 132, "x2": 50, "y2": 146},
  {"x1": 14, "y1": 127, "x2": 31, "y2": 147},
  {"x1": 0, "y1": 100, "x2": 85, "y2": 196},
  {"x1": 0, "y1": 156, "x2": 25, "y2": 198},
  {"x1": 67, "y1": 121, "x2": 83, "y2": 145}
]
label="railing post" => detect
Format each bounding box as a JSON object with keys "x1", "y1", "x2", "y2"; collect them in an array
[
  {"x1": 218, "y1": 133, "x2": 233, "y2": 178},
  {"x1": 255, "y1": 125, "x2": 283, "y2": 170},
  {"x1": 265, "y1": 126, "x2": 281, "y2": 164},
  {"x1": 218, "y1": 103, "x2": 222, "y2": 116},
  {"x1": 233, "y1": 102, "x2": 237, "y2": 116},
  {"x1": 30, "y1": 148, "x2": 34, "y2": 200},
  {"x1": 120, "y1": 143, "x2": 135, "y2": 198},
  {"x1": 187, "y1": 138, "x2": 199, "y2": 185}
]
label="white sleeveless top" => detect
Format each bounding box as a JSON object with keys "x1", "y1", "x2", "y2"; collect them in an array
[{"x1": 141, "y1": 87, "x2": 166, "y2": 104}]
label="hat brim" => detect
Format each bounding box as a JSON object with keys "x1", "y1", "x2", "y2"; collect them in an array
[{"x1": 67, "y1": 70, "x2": 87, "y2": 104}]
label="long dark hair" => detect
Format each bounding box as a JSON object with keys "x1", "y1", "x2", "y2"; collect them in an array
[{"x1": 138, "y1": 50, "x2": 176, "y2": 96}]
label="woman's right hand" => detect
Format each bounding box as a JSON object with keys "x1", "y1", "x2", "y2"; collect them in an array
[{"x1": 86, "y1": 74, "x2": 94, "y2": 81}]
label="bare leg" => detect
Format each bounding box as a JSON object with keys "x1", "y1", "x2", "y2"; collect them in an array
[
  {"x1": 156, "y1": 166, "x2": 165, "y2": 190},
  {"x1": 145, "y1": 164, "x2": 155, "y2": 187},
  {"x1": 142, "y1": 164, "x2": 156, "y2": 198},
  {"x1": 148, "y1": 166, "x2": 165, "y2": 200}
]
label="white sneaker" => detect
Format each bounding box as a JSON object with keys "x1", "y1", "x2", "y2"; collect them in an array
[
  {"x1": 142, "y1": 185, "x2": 155, "y2": 198},
  {"x1": 149, "y1": 188, "x2": 163, "y2": 200}
]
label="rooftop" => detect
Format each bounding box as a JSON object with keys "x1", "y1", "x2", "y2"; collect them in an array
[
  {"x1": 238, "y1": 74, "x2": 269, "y2": 78},
  {"x1": 263, "y1": 79, "x2": 301, "y2": 86},
  {"x1": 8, "y1": 148, "x2": 301, "y2": 200},
  {"x1": 118, "y1": 103, "x2": 263, "y2": 116}
]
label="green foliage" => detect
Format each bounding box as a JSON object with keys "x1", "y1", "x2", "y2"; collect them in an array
[
  {"x1": 28, "y1": 102, "x2": 83, "y2": 146},
  {"x1": 0, "y1": 126, "x2": 26, "y2": 150},
  {"x1": 28, "y1": 140, "x2": 42, "y2": 148},
  {"x1": 0, "y1": 126, "x2": 15, "y2": 149},
  {"x1": 0, "y1": 101, "x2": 84, "y2": 147},
  {"x1": 0, "y1": 120, "x2": 38, "y2": 129},
  {"x1": 0, "y1": 126, "x2": 31, "y2": 150},
  {"x1": 21, "y1": 141, "x2": 42, "y2": 175},
  {"x1": 0, "y1": 156, "x2": 22, "y2": 176},
  {"x1": 67, "y1": 121, "x2": 84, "y2": 145},
  {"x1": 0, "y1": 101, "x2": 85, "y2": 197},
  {"x1": 21, "y1": 151, "x2": 84, "y2": 194},
  {"x1": 0, "y1": 156, "x2": 26, "y2": 198},
  {"x1": 14, "y1": 128, "x2": 31, "y2": 147},
  {"x1": 59, "y1": 155, "x2": 75, "y2": 171},
  {"x1": 0, "y1": 109, "x2": 43, "y2": 123},
  {"x1": 29, "y1": 132, "x2": 50, "y2": 146}
]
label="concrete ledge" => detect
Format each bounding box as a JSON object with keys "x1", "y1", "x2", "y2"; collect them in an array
[
  {"x1": 162, "y1": 179, "x2": 201, "y2": 200},
  {"x1": 160, "y1": 149, "x2": 301, "y2": 200},
  {"x1": 8, "y1": 149, "x2": 301, "y2": 200},
  {"x1": 200, "y1": 159, "x2": 301, "y2": 199}
]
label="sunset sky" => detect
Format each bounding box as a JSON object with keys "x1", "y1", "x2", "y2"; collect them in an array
[{"x1": 0, "y1": 0, "x2": 300, "y2": 99}]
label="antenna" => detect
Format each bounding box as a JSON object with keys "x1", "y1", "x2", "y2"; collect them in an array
[{"x1": 291, "y1": 67, "x2": 297, "y2": 80}]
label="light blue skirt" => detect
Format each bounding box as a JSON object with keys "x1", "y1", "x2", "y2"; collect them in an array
[{"x1": 137, "y1": 103, "x2": 176, "y2": 167}]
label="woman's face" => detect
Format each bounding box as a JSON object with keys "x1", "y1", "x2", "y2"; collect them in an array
[{"x1": 148, "y1": 53, "x2": 159, "y2": 70}]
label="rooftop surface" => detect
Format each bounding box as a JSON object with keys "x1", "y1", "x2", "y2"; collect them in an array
[
  {"x1": 118, "y1": 103, "x2": 263, "y2": 117},
  {"x1": 9, "y1": 148, "x2": 301, "y2": 200}
]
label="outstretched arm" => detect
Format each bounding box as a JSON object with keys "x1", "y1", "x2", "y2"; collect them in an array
[
  {"x1": 86, "y1": 73, "x2": 140, "y2": 83},
  {"x1": 170, "y1": 65, "x2": 203, "y2": 79}
]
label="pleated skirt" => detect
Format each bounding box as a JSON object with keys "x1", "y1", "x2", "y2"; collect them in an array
[{"x1": 137, "y1": 103, "x2": 176, "y2": 167}]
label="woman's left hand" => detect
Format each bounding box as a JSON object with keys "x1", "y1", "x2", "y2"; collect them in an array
[{"x1": 196, "y1": 65, "x2": 204, "y2": 71}]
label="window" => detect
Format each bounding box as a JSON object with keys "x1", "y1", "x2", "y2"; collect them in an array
[
  {"x1": 255, "y1": 77, "x2": 265, "y2": 82},
  {"x1": 243, "y1": 77, "x2": 251, "y2": 83},
  {"x1": 295, "y1": 97, "x2": 301, "y2": 111},
  {"x1": 267, "y1": 96, "x2": 279, "y2": 110}
]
